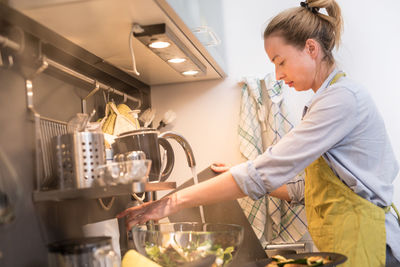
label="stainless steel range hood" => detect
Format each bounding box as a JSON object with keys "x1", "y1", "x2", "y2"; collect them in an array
[{"x1": 8, "y1": 0, "x2": 226, "y2": 86}]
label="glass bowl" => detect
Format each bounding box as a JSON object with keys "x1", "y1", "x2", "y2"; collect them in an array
[
  {"x1": 94, "y1": 159, "x2": 151, "y2": 185},
  {"x1": 131, "y1": 222, "x2": 244, "y2": 267}
]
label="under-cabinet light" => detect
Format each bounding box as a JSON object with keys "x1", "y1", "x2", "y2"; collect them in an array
[
  {"x1": 149, "y1": 40, "x2": 170, "y2": 49},
  {"x1": 133, "y1": 23, "x2": 206, "y2": 76},
  {"x1": 182, "y1": 70, "x2": 199, "y2": 76},
  {"x1": 168, "y1": 58, "x2": 186, "y2": 63}
]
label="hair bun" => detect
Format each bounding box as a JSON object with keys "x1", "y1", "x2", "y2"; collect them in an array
[{"x1": 300, "y1": 1, "x2": 320, "y2": 14}]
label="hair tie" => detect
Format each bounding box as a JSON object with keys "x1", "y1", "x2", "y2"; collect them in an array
[{"x1": 300, "y1": 1, "x2": 319, "y2": 14}]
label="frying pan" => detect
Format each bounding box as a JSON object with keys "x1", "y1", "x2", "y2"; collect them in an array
[{"x1": 243, "y1": 252, "x2": 347, "y2": 267}]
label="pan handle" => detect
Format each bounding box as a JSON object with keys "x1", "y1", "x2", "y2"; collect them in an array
[{"x1": 265, "y1": 243, "x2": 306, "y2": 250}]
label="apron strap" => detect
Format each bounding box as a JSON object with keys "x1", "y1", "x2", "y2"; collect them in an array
[
  {"x1": 328, "y1": 71, "x2": 346, "y2": 86},
  {"x1": 302, "y1": 71, "x2": 347, "y2": 120},
  {"x1": 383, "y1": 203, "x2": 400, "y2": 225}
]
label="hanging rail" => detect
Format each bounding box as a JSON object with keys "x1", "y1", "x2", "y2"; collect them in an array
[
  {"x1": 0, "y1": 33, "x2": 141, "y2": 109},
  {"x1": 45, "y1": 57, "x2": 142, "y2": 109},
  {"x1": 0, "y1": 34, "x2": 21, "y2": 52}
]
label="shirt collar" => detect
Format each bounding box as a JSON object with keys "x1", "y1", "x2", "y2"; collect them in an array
[{"x1": 304, "y1": 67, "x2": 341, "y2": 109}]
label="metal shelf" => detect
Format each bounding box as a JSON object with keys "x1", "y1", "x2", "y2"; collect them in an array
[{"x1": 32, "y1": 181, "x2": 176, "y2": 202}]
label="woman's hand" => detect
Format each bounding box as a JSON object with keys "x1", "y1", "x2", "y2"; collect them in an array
[
  {"x1": 210, "y1": 162, "x2": 230, "y2": 173},
  {"x1": 116, "y1": 194, "x2": 179, "y2": 229}
]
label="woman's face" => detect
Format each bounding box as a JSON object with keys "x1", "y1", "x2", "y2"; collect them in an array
[{"x1": 264, "y1": 35, "x2": 317, "y2": 92}]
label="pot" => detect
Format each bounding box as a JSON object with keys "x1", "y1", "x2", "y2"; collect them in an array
[{"x1": 47, "y1": 236, "x2": 120, "y2": 267}]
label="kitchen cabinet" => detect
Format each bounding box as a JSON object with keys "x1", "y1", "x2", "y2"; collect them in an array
[
  {"x1": 164, "y1": 0, "x2": 227, "y2": 75},
  {"x1": 8, "y1": 0, "x2": 227, "y2": 85}
]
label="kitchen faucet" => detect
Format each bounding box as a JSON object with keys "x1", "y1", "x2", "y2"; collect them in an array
[{"x1": 159, "y1": 131, "x2": 196, "y2": 168}]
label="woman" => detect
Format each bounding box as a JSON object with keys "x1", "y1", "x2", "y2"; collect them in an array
[{"x1": 117, "y1": 0, "x2": 400, "y2": 266}]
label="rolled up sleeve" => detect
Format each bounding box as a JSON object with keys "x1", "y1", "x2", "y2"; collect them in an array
[
  {"x1": 230, "y1": 85, "x2": 357, "y2": 201},
  {"x1": 286, "y1": 174, "x2": 305, "y2": 206},
  {"x1": 230, "y1": 161, "x2": 267, "y2": 200}
]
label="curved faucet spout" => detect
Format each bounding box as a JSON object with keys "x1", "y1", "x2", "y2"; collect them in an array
[{"x1": 159, "y1": 131, "x2": 196, "y2": 167}]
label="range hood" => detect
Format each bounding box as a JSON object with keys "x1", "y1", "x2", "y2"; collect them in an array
[{"x1": 8, "y1": 0, "x2": 226, "y2": 86}]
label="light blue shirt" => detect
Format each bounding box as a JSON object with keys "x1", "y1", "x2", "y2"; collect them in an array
[{"x1": 231, "y1": 69, "x2": 400, "y2": 260}]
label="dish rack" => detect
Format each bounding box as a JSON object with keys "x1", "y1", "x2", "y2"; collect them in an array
[
  {"x1": 27, "y1": 57, "x2": 176, "y2": 202},
  {"x1": 35, "y1": 115, "x2": 68, "y2": 190}
]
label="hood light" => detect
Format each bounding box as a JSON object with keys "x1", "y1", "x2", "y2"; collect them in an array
[
  {"x1": 149, "y1": 41, "x2": 170, "y2": 49},
  {"x1": 133, "y1": 23, "x2": 206, "y2": 76},
  {"x1": 168, "y1": 58, "x2": 186, "y2": 63},
  {"x1": 182, "y1": 70, "x2": 199, "y2": 76}
]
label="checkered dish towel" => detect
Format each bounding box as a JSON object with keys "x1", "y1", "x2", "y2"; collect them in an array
[
  {"x1": 238, "y1": 74, "x2": 307, "y2": 246},
  {"x1": 237, "y1": 76, "x2": 267, "y2": 244}
]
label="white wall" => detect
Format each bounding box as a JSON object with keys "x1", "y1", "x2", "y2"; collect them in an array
[{"x1": 152, "y1": 0, "x2": 400, "y2": 207}]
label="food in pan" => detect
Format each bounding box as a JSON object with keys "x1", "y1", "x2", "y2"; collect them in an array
[{"x1": 265, "y1": 254, "x2": 332, "y2": 266}]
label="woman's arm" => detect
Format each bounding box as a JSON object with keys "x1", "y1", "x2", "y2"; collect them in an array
[
  {"x1": 117, "y1": 170, "x2": 291, "y2": 229},
  {"x1": 269, "y1": 184, "x2": 291, "y2": 202},
  {"x1": 177, "y1": 171, "x2": 246, "y2": 208},
  {"x1": 177, "y1": 171, "x2": 291, "y2": 207}
]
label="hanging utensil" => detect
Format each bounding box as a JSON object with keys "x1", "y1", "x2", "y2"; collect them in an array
[
  {"x1": 79, "y1": 109, "x2": 96, "y2": 132},
  {"x1": 67, "y1": 113, "x2": 88, "y2": 133},
  {"x1": 157, "y1": 110, "x2": 176, "y2": 130},
  {"x1": 139, "y1": 108, "x2": 156, "y2": 128}
]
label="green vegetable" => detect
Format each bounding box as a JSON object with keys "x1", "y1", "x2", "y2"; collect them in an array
[
  {"x1": 277, "y1": 259, "x2": 294, "y2": 267},
  {"x1": 292, "y1": 259, "x2": 308, "y2": 264},
  {"x1": 144, "y1": 241, "x2": 236, "y2": 267}
]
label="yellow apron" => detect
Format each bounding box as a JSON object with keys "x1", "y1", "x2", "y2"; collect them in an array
[
  {"x1": 304, "y1": 72, "x2": 398, "y2": 266},
  {"x1": 305, "y1": 157, "x2": 386, "y2": 266}
]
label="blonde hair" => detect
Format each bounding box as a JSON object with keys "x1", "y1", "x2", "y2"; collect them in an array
[{"x1": 264, "y1": 0, "x2": 343, "y2": 64}]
